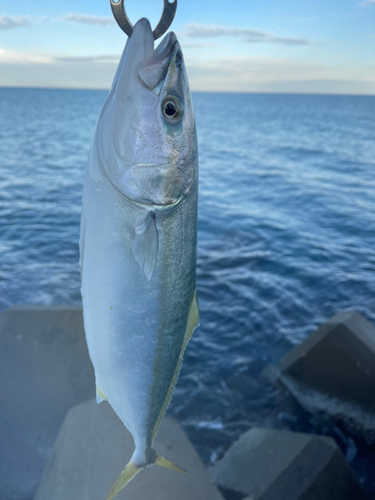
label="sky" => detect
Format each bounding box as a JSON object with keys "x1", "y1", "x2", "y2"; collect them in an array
[{"x1": 1, "y1": 0, "x2": 375, "y2": 94}]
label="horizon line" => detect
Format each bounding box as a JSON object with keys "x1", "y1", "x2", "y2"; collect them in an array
[{"x1": 1, "y1": 85, "x2": 375, "y2": 98}]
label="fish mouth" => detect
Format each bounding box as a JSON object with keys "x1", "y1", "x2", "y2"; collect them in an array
[
  {"x1": 138, "y1": 32, "x2": 181, "y2": 92},
  {"x1": 153, "y1": 31, "x2": 178, "y2": 63}
]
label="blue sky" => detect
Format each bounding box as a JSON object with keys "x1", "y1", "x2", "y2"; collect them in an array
[{"x1": 1, "y1": 0, "x2": 375, "y2": 93}]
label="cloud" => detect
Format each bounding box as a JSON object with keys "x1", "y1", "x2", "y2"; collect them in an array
[
  {"x1": 0, "y1": 49, "x2": 52, "y2": 64},
  {"x1": 64, "y1": 13, "x2": 115, "y2": 26},
  {"x1": 55, "y1": 54, "x2": 120, "y2": 64},
  {"x1": 181, "y1": 23, "x2": 310, "y2": 46},
  {"x1": 0, "y1": 15, "x2": 29, "y2": 30},
  {"x1": 1, "y1": 48, "x2": 375, "y2": 95},
  {"x1": 186, "y1": 57, "x2": 317, "y2": 86},
  {"x1": 180, "y1": 42, "x2": 207, "y2": 49},
  {"x1": 0, "y1": 49, "x2": 118, "y2": 89},
  {"x1": 360, "y1": 0, "x2": 375, "y2": 5},
  {"x1": 0, "y1": 49, "x2": 120, "y2": 66},
  {"x1": 184, "y1": 56, "x2": 375, "y2": 93}
]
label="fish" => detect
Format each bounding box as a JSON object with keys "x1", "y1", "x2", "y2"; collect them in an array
[{"x1": 79, "y1": 17, "x2": 199, "y2": 500}]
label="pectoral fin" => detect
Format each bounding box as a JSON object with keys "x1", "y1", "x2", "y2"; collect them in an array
[{"x1": 131, "y1": 211, "x2": 158, "y2": 281}]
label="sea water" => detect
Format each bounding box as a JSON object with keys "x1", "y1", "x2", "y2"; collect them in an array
[{"x1": 1, "y1": 88, "x2": 375, "y2": 493}]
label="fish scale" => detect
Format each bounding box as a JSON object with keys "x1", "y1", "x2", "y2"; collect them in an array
[{"x1": 80, "y1": 18, "x2": 199, "y2": 500}]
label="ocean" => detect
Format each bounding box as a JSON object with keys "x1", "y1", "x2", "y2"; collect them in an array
[{"x1": 1, "y1": 88, "x2": 375, "y2": 494}]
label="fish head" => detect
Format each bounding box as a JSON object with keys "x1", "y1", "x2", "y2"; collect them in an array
[{"x1": 97, "y1": 18, "x2": 197, "y2": 207}]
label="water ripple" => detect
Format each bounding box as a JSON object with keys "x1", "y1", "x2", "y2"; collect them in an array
[{"x1": 1, "y1": 89, "x2": 375, "y2": 491}]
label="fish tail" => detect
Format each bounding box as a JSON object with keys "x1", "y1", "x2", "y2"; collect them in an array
[
  {"x1": 154, "y1": 452, "x2": 187, "y2": 474},
  {"x1": 105, "y1": 460, "x2": 141, "y2": 500},
  {"x1": 105, "y1": 450, "x2": 187, "y2": 500}
]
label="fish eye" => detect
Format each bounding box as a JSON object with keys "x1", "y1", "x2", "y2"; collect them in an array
[{"x1": 162, "y1": 96, "x2": 183, "y2": 124}]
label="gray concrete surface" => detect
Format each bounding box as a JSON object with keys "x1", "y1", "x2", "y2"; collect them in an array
[
  {"x1": 209, "y1": 428, "x2": 366, "y2": 500},
  {"x1": 0, "y1": 305, "x2": 94, "y2": 500},
  {"x1": 34, "y1": 398, "x2": 224, "y2": 500},
  {"x1": 279, "y1": 312, "x2": 375, "y2": 413}
]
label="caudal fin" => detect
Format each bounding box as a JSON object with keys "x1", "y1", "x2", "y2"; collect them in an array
[
  {"x1": 106, "y1": 452, "x2": 186, "y2": 500},
  {"x1": 155, "y1": 453, "x2": 187, "y2": 474},
  {"x1": 106, "y1": 461, "x2": 141, "y2": 500}
]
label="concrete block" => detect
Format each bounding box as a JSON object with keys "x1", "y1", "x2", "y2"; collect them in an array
[
  {"x1": 0, "y1": 305, "x2": 94, "y2": 500},
  {"x1": 34, "y1": 398, "x2": 224, "y2": 500},
  {"x1": 209, "y1": 428, "x2": 366, "y2": 500},
  {"x1": 278, "y1": 312, "x2": 375, "y2": 437}
]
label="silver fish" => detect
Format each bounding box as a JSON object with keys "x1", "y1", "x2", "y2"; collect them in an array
[{"x1": 80, "y1": 18, "x2": 199, "y2": 499}]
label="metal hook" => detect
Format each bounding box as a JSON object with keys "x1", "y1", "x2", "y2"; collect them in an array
[{"x1": 110, "y1": 0, "x2": 178, "y2": 41}]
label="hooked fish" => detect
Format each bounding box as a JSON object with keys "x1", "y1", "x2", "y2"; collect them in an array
[{"x1": 80, "y1": 18, "x2": 199, "y2": 499}]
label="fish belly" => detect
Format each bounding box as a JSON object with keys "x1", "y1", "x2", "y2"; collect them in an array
[{"x1": 81, "y1": 165, "x2": 197, "y2": 452}]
